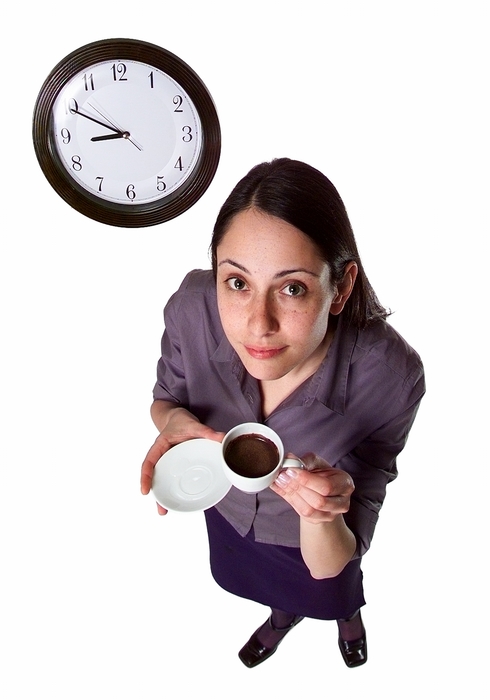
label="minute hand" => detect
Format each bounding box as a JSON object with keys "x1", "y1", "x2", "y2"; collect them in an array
[{"x1": 70, "y1": 107, "x2": 123, "y2": 134}]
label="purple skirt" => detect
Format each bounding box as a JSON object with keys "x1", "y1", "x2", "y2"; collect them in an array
[{"x1": 204, "y1": 507, "x2": 365, "y2": 620}]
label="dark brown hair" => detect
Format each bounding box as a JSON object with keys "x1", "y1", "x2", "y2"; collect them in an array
[{"x1": 210, "y1": 158, "x2": 389, "y2": 328}]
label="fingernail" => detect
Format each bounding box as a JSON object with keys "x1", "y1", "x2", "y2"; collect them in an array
[
  {"x1": 286, "y1": 468, "x2": 299, "y2": 478},
  {"x1": 275, "y1": 472, "x2": 290, "y2": 487}
]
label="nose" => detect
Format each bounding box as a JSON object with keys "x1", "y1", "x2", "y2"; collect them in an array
[{"x1": 247, "y1": 292, "x2": 279, "y2": 336}]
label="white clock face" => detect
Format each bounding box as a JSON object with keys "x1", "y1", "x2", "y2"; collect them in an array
[{"x1": 51, "y1": 59, "x2": 203, "y2": 205}]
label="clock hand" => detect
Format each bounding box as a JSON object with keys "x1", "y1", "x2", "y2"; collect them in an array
[
  {"x1": 69, "y1": 106, "x2": 123, "y2": 135},
  {"x1": 91, "y1": 132, "x2": 131, "y2": 142},
  {"x1": 87, "y1": 101, "x2": 143, "y2": 151}
]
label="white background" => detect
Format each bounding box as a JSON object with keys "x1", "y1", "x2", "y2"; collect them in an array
[{"x1": 1, "y1": 1, "x2": 488, "y2": 697}]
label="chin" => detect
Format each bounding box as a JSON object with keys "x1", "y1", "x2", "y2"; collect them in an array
[{"x1": 240, "y1": 358, "x2": 291, "y2": 382}]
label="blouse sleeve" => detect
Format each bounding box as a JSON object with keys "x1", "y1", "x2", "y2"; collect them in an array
[
  {"x1": 339, "y1": 385, "x2": 424, "y2": 558},
  {"x1": 152, "y1": 286, "x2": 189, "y2": 407}
]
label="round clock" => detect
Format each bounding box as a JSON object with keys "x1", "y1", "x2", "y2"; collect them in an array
[{"x1": 32, "y1": 38, "x2": 221, "y2": 227}]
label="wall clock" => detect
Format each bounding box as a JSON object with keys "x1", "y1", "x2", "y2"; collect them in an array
[{"x1": 32, "y1": 38, "x2": 221, "y2": 227}]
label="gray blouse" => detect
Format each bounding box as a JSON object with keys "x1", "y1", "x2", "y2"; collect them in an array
[{"x1": 153, "y1": 269, "x2": 425, "y2": 558}]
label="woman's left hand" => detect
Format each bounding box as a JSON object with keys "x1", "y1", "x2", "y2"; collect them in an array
[{"x1": 270, "y1": 452, "x2": 354, "y2": 524}]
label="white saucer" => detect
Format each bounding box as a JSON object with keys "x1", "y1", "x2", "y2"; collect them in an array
[{"x1": 151, "y1": 439, "x2": 231, "y2": 512}]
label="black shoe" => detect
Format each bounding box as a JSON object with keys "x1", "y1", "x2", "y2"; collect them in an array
[
  {"x1": 238, "y1": 614, "x2": 304, "y2": 668},
  {"x1": 338, "y1": 612, "x2": 367, "y2": 668},
  {"x1": 338, "y1": 634, "x2": 367, "y2": 667}
]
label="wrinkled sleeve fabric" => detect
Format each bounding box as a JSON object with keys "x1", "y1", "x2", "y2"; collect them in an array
[
  {"x1": 339, "y1": 364, "x2": 425, "y2": 558},
  {"x1": 153, "y1": 284, "x2": 189, "y2": 407}
]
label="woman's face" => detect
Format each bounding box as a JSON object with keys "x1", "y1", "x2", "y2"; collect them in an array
[{"x1": 216, "y1": 208, "x2": 345, "y2": 383}]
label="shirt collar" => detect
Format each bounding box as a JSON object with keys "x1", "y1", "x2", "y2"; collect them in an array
[
  {"x1": 314, "y1": 316, "x2": 358, "y2": 415},
  {"x1": 211, "y1": 316, "x2": 358, "y2": 417}
]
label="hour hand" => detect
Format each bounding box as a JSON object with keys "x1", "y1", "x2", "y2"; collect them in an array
[{"x1": 91, "y1": 131, "x2": 130, "y2": 142}]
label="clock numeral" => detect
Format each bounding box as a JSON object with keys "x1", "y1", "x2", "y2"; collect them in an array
[
  {"x1": 157, "y1": 176, "x2": 166, "y2": 192},
  {"x1": 83, "y1": 73, "x2": 95, "y2": 91},
  {"x1": 174, "y1": 157, "x2": 183, "y2": 172},
  {"x1": 66, "y1": 98, "x2": 79, "y2": 115},
  {"x1": 71, "y1": 155, "x2": 83, "y2": 171},
  {"x1": 126, "y1": 184, "x2": 136, "y2": 200},
  {"x1": 60, "y1": 128, "x2": 71, "y2": 145},
  {"x1": 182, "y1": 126, "x2": 193, "y2": 142},
  {"x1": 148, "y1": 71, "x2": 154, "y2": 88},
  {"x1": 95, "y1": 177, "x2": 104, "y2": 192},
  {"x1": 112, "y1": 62, "x2": 128, "y2": 81},
  {"x1": 173, "y1": 95, "x2": 183, "y2": 112}
]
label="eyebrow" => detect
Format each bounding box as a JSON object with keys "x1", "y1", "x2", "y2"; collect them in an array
[{"x1": 218, "y1": 258, "x2": 320, "y2": 279}]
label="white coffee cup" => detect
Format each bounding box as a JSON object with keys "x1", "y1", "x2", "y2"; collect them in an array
[{"x1": 222, "y1": 422, "x2": 303, "y2": 493}]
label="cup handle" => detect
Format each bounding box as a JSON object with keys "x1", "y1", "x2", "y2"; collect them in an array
[{"x1": 282, "y1": 457, "x2": 305, "y2": 470}]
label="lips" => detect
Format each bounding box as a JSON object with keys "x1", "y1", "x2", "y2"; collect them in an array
[{"x1": 245, "y1": 345, "x2": 286, "y2": 360}]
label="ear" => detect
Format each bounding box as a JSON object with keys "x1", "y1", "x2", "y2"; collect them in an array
[{"x1": 330, "y1": 262, "x2": 358, "y2": 316}]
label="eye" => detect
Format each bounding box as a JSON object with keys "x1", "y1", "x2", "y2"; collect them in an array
[
  {"x1": 226, "y1": 276, "x2": 247, "y2": 291},
  {"x1": 282, "y1": 282, "x2": 306, "y2": 297}
]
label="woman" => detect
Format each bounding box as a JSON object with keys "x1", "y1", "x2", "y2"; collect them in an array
[{"x1": 140, "y1": 158, "x2": 425, "y2": 668}]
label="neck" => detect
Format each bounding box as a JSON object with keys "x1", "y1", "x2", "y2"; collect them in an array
[{"x1": 259, "y1": 320, "x2": 337, "y2": 418}]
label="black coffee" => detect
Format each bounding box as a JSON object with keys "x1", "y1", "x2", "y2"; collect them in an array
[{"x1": 224, "y1": 433, "x2": 279, "y2": 478}]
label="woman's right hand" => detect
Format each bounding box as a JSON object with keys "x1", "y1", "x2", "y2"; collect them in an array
[{"x1": 140, "y1": 405, "x2": 225, "y2": 515}]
